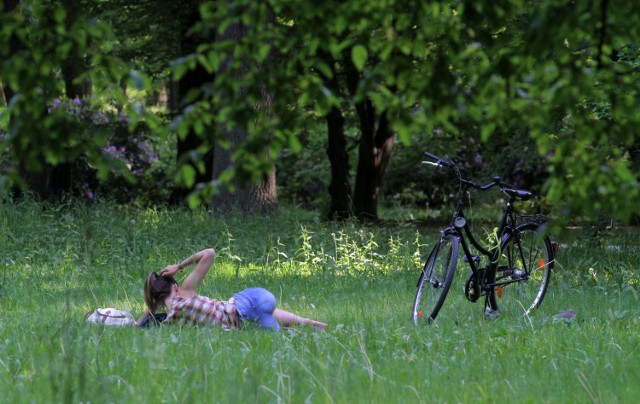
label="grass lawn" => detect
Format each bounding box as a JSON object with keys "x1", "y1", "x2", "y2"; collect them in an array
[{"x1": 1, "y1": 199, "x2": 638, "y2": 403}]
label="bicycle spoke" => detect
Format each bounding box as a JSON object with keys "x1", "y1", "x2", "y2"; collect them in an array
[
  {"x1": 412, "y1": 235, "x2": 459, "y2": 324},
  {"x1": 489, "y1": 223, "x2": 553, "y2": 316}
]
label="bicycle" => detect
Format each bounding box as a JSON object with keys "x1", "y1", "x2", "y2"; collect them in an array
[{"x1": 412, "y1": 151, "x2": 558, "y2": 324}]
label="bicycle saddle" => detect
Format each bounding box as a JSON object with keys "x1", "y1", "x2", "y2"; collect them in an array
[{"x1": 503, "y1": 188, "x2": 532, "y2": 201}]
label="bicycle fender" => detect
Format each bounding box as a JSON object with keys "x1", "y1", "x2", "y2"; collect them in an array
[{"x1": 440, "y1": 227, "x2": 459, "y2": 239}]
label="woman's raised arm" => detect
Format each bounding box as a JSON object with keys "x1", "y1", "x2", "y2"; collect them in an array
[{"x1": 160, "y1": 248, "x2": 216, "y2": 295}]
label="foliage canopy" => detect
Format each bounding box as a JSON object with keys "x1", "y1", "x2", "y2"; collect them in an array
[{"x1": 1, "y1": 0, "x2": 638, "y2": 222}]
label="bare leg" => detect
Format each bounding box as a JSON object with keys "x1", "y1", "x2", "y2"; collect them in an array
[{"x1": 273, "y1": 308, "x2": 328, "y2": 330}]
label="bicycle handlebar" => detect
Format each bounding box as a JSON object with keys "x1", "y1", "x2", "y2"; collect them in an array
[
  {"x1": 422, "y1": 151, "x2": 453, "y2": 169},
  {"x1": 422, "y1": 151, "x2": 510, "y2": 191}
]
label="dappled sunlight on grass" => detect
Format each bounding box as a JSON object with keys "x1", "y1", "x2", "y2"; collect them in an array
[{"x1": 0, "y1": 200, "x2": 639, "y2": 402}]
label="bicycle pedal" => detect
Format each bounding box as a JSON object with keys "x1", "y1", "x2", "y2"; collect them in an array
[{"x1": 463, "y1": 254, "x2": 480, "y2": 264}]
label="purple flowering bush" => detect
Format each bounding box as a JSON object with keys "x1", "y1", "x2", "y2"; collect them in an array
[{"x1": 46, "y1": 97, "x2": 175, "y2": 204}]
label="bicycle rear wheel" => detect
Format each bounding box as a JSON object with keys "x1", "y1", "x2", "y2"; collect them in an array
[
  {"x1": 412, "y1": 234, "x2": 459, "y2": 324},
  {"x1": 488, "y1": 222, "x2": 554, "y2": 317}
]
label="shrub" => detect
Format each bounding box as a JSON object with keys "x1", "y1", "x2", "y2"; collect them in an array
[{"x1": 42, "y1": 98, "x2": 175, "y2": 204}]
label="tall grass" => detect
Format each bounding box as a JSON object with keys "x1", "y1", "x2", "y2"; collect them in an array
[{"x1": 0, "y1": 198, "x2": 638, "y2": 403}]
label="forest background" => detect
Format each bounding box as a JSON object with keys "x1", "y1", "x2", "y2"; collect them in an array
[{"x1": 0, "y1": 0, "x2": 639, "y2": 226}]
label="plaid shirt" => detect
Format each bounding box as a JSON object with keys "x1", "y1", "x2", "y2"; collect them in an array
[{"x1": 167, "y1": 295, "x2": 239, "y2": 330}]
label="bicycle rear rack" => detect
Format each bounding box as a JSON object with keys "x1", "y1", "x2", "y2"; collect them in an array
[{"x1": 518, "y1": 214, "x2": 550, "y2": 225}]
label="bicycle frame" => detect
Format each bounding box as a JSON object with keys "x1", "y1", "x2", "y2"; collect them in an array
[{"x1": 441, "y1": 186, "x2": 520, "y2": 291}]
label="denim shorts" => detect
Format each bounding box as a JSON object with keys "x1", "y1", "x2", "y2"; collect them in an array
[{"x1": 233, "y1": 287, "x2": 280, "y2": 331}]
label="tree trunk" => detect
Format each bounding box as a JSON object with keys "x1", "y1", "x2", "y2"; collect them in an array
[
  {"x1": 4, "y1": 0, "x2": 70, "y2": 199},
  {"x1": 326, "y1": 106, "x2": 351, "y2": 219},
  {"x1": 43, "y1": 0, "x2": 91, "y2": 198},
  {"x1": 60, "y1": 51, "x2": 86, "y2": 99},
  {"x1": 60, "y1": 0, "x2": 89, "y2": 99},
  {"x1": 322, "y1": 51, "x2": 352, "y2": 219},
  {"x1": 353, "y1": 103, "x2": 394, "y2": 221},
  {"x1": 344, "y1": 55, "x2": 394, "y2": 221},
  {"x1": 175, "y1": 62, "x2": 214, "y2": 183},
  {"x1": 211, "y1": 127, "x2": 278, "y2": 214},
  {"x1": 171, "y1": 5, "x2": 214, "y2": 203},
  {"x1": 210, "y1": 7, "x2": 278, "y2": 214},
  {"x1": 0, "y1": 81, "x2": 6, "y2": 106}
]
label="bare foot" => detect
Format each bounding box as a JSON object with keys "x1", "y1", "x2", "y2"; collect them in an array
[{"x1": 312, "y1": 321, "x2": 328, "y2": 331}]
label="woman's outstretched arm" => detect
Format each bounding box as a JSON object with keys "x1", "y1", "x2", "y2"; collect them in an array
[
  {"x1": 136, "y1": 309, "x2": 152, "y2": 327},
  {"x1": 160, "y1": 248, "x2": 216, "y2": 296}
]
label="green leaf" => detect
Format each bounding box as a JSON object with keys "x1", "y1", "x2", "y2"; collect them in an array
[
  {"x1": 56, "y1": 42, "x2": 72, "y2": 59},
  {"x1": 180, "y1": 165, "x2": 196, "y2": 188},
  {"x1": 351, "y1": 44, "x2": 368, "y2": 71},
  {"x1": 53, "y1": 6, "x2": 67, "y2": 23},
  {"x1": 288, "y1": 135, "x2": 302, "y2": 153},
  {"x1": 258, "y1": 44, "x2": 272, "y2": 61},
  {"x1": 480, "y1": 123, "x2": 496, "y2": 141},
  {"x1": 314, "y1": 61, "x2": 333, "y2": 79}
]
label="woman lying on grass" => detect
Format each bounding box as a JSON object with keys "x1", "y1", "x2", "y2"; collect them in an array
[{"x1": 137, "y1": 248, "x2": 327, "y2": 331}]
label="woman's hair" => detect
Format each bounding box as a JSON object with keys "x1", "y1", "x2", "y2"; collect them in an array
[{"x1": 144, "y1": 272, "x2": 177, "y2": 313}]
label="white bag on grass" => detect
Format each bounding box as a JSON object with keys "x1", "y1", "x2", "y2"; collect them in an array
[{"x1": 85, "y1": 308, "x2": 136, "y2": 327}]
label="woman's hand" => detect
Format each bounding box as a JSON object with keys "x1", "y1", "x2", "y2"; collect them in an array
[
  {"x1": 160, "y1": 264, "x2": 180, "y2": 277},
  {"x1": 157, "y1": 249, "x2": 215, "y2": 294}
]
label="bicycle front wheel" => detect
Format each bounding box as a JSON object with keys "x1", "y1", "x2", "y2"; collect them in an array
[
  {"x1": 412, "y1": 234, "x2": 459, "y2": 324},
  {"x1": 488, "y1": 222, "x2": 554, "y2": 317}
]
